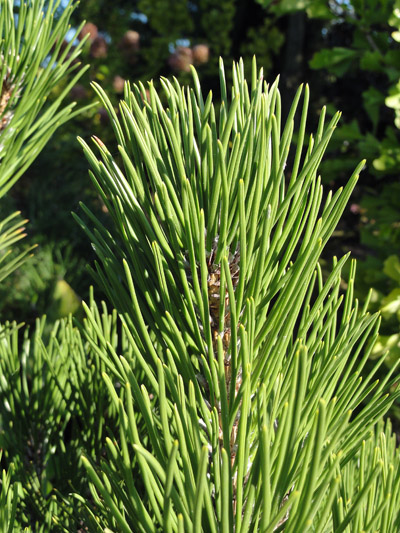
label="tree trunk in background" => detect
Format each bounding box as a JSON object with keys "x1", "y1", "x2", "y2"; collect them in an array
[{"x1": 281, "y1": 11, "x2": 306, "y2": 119}]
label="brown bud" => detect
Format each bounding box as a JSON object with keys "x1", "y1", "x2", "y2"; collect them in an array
[
  {"x1": 193, "y1": 44, "x2": 209, "y2": 65},
  {"x1": 112, "y1": 75, "x2": 125, "y2": 94},
  {"x1": 168, "y1": 46, "x2": 193, "y2": 72},
  {"x1": 90, "y1": 36, "x2": 107, "y2": 58},
  {"x1": 78, "y1": 22, "x2": 98, "y2": 42}
]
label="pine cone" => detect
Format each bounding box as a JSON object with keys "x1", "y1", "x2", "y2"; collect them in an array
[
  {"x1": 119, "y1": 30, "x2": 140, "y2": 53},
  {"x1": 193, "y1": 44, "x2": 210, "y2": 65},
  {"x1": 78, "y1": 22, "x2": 98, "y2": 42},
  {"x1": 90, "y1": 36, "x2": 108, "y2": 58},
  {"x1": 168, "y1": 46, "x2": 193, "y2": 72},
  {"x1": 0, "y1": 55, "x2": 22, "y2": 131},
  {"x1": 112, "y1": 75, "x2": 125, "y2": 94}
]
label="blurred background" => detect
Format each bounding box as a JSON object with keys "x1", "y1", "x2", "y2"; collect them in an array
[{"x1": 1, "y1": 0, "x2": 399, "y2": 398}]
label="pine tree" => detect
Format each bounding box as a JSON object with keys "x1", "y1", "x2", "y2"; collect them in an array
[
  {"x1": 0, "y1": 1, "x2": 399, "y2": 530},
  {"x1": 0, "y1": 0, "x2": 88, "y2": 526},
  {"x1": 75, "y1": 59, "x2": 400, "y2": 531}
]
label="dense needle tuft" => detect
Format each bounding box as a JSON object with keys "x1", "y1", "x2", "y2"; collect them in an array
[{"x1": 73, "y1": 58, "x2": 400, "y2": 532}]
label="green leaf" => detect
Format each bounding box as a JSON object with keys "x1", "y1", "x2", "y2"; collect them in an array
[
  {"x1": 371, "y1": 334, "x2": 400, "y2": 365},
  {"x1": 360, "y1": 51, "x2": 383, "y2": 72},
  {"x1": 383, "y1": 255, "x2": 400, "y2": 283},
  {"x1": 391, "y1": 30, "x2": 400, "y2": 42},
  {"x1": 51, "y1": 279, "x2": 82, "y2": 318},
  {"x1": 310, "y1": 48, "x2": 359, "y2": 76},
  {"x1": 380, "y1": 288, "x2": 400, "y2": 320},
  {"x1": 362, "y1": 87, "x2": 385, "y2": 130}
]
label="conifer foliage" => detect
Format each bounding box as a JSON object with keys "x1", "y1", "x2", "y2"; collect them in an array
[
  {"x1": 0, "y1": 0, "x2": 89, "y2": 280},
  {"x1": 75, "y1": 60, "x2": 400, "y2": 531},
  {"x1": 0, "y1": 0, "x2": 88, "y2": 527},
  {"x1": 0, "y1": 1, "x2": 399, "y2": 531}
]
